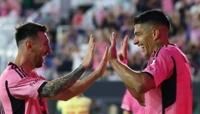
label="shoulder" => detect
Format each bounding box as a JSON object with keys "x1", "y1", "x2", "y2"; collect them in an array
[
  {"x1": 0, "y1": 64, "x2": 22, "y2": 80},
  {"x1": 159, "y1": 44, "x2": 175, "y2": 53},
  {"x1": 159, "y1": 44, "x2": 188, "y2": 62},
  {"x1": 155, "y1": 44, "x2": 179, "y2": 59},
  {"x1": 0, "y1": 63, "x2": 29, "y2": 86}
]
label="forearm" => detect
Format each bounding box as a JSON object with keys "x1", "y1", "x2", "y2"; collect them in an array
[
  {"x1": 111, "y1": 59, "x2": 155, "y2": 96},
  {"x1": 111, "y1": 59, "x2": 144, "y2": 92},
  {"x1": 110, "y1": 59, "x2": 148, "y2": 104},
  {"x1": 54, "y1": 70, "x2": 102, "y2": 100},
  {"x1": 40, "y1": 65, "x2": 85, "y2": 97}
]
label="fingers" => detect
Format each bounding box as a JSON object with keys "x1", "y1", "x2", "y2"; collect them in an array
[
  {"x1": 89, "y1": 34, "x2": 94, "y2": 43},
  {"x1": 102, "y1": 47, "x2": 108, "y2": 62},
  {"x1": 96, "y1": 47, "x2": 109, "y2": 75},
  {"x1": 88, "y1": 34, "x2": 95, "y2": 56},
  {"x1": 89, "y1": 34, "x2": 95, "y2": 48},
  {"x1": 122, "y1": 35, "x2": 129, "y2": 57},
  {"x1": 108, "y1": 32, "x2": 117, "y2": 59},
  {"x1": 82, "y1": 34, "x2": 95, "y2": 68},
  {"x1": 110, "y1": 32, "x2": 117, "y2": 47},
  {"x1": 116, "y1": 34, "x2": 129, "y2": 64},
  {"x1": 122, "y1": 35, "x2": 129, "y2": 50}
]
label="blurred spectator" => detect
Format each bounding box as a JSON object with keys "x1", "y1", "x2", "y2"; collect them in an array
[
  {"x1": 0, "y1": 0, "x2": 200, "y2": 113},
  {"x1": 0, "y1": 0, "x2": 21, "y2": 17},
  {"x1": 136, "y1": 0, "x2": 161, "y2": 12},
  {"x1": 189, "y1": 3, "x2": 200, "y2": 46},
  {"x1": 6, "y1": 0, "x2": 21, "y2": 16},
  {"x1": 57, "y1": 94, "x2": 92, "y2": 114},
  {"x1": 0, "y1": 0, "x2": 9, "y2": 16},
  {"x1": 92, "y1": 7, "x2": 107, "y2": 28},
  {"x1": 186, "y1": 44, "x2": 200, "y2": 77},
  {"x1": 72, "y1": 8, "x2": 84, "y2": 29},
  {"x1": 161, "y1": 0, "x2": 174, "y2": 14}
]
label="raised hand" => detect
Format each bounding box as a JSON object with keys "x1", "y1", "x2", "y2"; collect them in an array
[
  {"x1": 82, "y1": 35, "x2": 95, "y2": 68},
  {"x1": 108, "y1": 32, "x2": 118, "y2": 60},
  {"x1": 118, "y1": 35, "x2": 129, "y2": 64},
  {"x1": 96, "y1": 47, "x2": 109, "y2": 75}
]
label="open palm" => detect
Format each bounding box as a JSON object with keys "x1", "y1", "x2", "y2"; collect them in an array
[
  {"x1": 108, "y1": 32, "x2": 118, "y2": 60},
  {"x1": 118, "y1": 35, "x2": 129, "y2": 64},
  {"x1": 82, "y1": 35, "x2": 95, "y2": 68}
]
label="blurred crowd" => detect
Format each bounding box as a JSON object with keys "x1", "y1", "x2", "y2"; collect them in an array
[
  {"x1": 1, "y1": 0, "x2": 200, "y2": 83},
  {"x1": 0, "y1": 0, "x2": 200, "y2": 114},
  {"x1": 1, "y1": 0, "x2": 200, "y2": 81}
]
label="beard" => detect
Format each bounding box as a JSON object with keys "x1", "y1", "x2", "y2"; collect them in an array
[{"x1": 34, "y1": 56, "x2": 43, "y2": 68}]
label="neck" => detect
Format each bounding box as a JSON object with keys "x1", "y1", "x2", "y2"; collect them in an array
[
  {"x1": 14, "y1": 52, "x2": 33, "y2": 74},
  {"x1": 155, "y1": 34, "x2": 169, "y2": 51},
  {"x1": 149, "y1": 40, "x2": 168, "y2": 59},
  {"x1": 160, "y1": 30, "x2": 169, "y2": 45}
]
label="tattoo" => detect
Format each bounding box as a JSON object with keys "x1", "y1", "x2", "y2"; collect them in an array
[{"x1": 40, "y1": 65, "x2": 85, "y2": 97}]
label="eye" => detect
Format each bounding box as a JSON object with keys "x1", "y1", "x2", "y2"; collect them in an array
[{"x1": 134, "y1": 32, "x2": 141, "y2": 37}]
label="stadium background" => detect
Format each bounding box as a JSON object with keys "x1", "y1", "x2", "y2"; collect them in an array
[{"x1": 0, "y1": 0, "x2": 200, "y2": 114}]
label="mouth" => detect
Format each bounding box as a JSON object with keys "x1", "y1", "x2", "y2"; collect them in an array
[{"x1": 138, "y1": 45, "x2": 144, "y2": 51}]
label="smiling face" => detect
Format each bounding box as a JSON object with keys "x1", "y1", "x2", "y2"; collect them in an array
[
  {"x1": 29, "y1": 32, "x2": 51, "y2": 68},
  {"x1": 133, "y1": 23, "x2": 156, "y2": 58}
]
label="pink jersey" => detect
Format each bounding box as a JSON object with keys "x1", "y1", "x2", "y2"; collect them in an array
[
  {"x1": 0, "y1": 62, "x2": 48, "y2": 114},
  {"x1": 121, "y1": 90, "x2": 145, "y2": 114},
  {"x1": 143, "y1": 44, "x2": 192, "y2": 114}
]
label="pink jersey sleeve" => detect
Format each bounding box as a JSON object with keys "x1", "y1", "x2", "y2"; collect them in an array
[
  {"x1": 8, "y1": 75, "x2": 46, "y2": 99},
  {"x1": 143, "y1": 49, "x2": 174, "y2": 87}
]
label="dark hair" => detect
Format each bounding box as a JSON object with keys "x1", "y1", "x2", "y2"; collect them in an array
[
  {"x1": 134, "y1": 9, "x2": 170, "y2": 29},
  {"x1": 15, "y1": 22, "x2": 47, "y2": 47}
]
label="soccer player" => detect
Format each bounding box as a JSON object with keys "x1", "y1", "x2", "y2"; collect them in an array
[
  {"x1": 109, "y1": 9, "x2": 192, "y2": 114},
  {"x1": 57, "y1": 94, "x2": 92, "y2": 114},
  {"x1": 0, "y1": 22, "x2": 108, "y2": 114}
]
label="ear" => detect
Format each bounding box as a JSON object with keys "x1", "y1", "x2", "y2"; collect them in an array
[
  {"x1": 25, "y1": 39, "x2": 32, "y2": 50},
  {"x1": 152, "y1": 29, "x2": 159, "y2": 41}
]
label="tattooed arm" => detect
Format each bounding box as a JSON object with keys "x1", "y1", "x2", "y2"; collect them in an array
[
  {"x1": 39, "y1": 35, "x2": 95, "y2": 98},
  {"x1": 39, "y1": 65, "x2": 85, "y2": 97},
  {"x1": 50, "y1": 48, "x2": 108, "y2": 100}
]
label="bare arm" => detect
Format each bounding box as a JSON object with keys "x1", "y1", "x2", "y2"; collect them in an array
[
  {"x1": 110, "y1": 59, "x2": 154, "y2": 105},
  {"x1": 51, "y1": 47, "x2": 108, "y2": 100},
  {"x1": 40, "y1": 35, "x2": 95, "y2": 98},
  {"x1": 108, "y1": 33, "x2": 155, "y2": 105},
  {"x1": 39, "y1": 65, "x2": 85, "y2": 97},
  {"x1": 53, "y1": 69, "x2": 103, "y2": 100}
]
